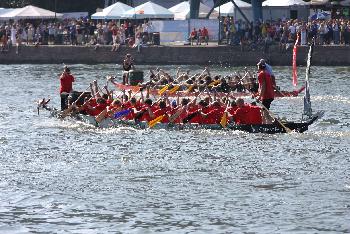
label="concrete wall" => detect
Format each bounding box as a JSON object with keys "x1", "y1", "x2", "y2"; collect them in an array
[{"x1": 0, "y1": 44, "x2": 349, "y2": 66}]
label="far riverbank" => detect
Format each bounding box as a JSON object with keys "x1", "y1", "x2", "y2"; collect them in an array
[{"x1": 0, "y1": 44, "x2": 349, "y2": 66}]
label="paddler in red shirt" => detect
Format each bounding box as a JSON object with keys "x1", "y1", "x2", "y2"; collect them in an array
[
  {"x1": 59, "y1": 66, "x2": 75, "y2": 110},
  {"x1": 231, "y1": 98, "x2": 263, "y2": 125},
  {"x1": 201, "y1": 101, "x2": 224, "y2": 124},
  {"x1": 84, "y1": 97, "x2": 108, "y2": 116},
  {"x1": 152, "y1": 100, "x2": 170, "y2": 123},
  {"x1": 231, "y1": 98, "x2": 251, "y2": 125},
  {"x1": 134, "y1": 98, "x2": 156, "y2": 122}
]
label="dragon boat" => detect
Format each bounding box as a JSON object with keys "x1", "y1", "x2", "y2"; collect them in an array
[
  {"x1": 38, "y1": 103, "x2": 323, "y2": 134},
  {"x1": 38, "y1": 43, "x2": 323, "y2": 134}
]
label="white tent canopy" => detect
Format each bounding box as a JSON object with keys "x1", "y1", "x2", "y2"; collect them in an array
[
  {"x1": 122, "y1": 1, "x2": 174, "y2": 19},
  {"x1": 262, "y1": 0, "x2": 309, "y2": 6},
  {"x1": 169, "y1": 1, "x2": 219, "y2": 20},
  {"x1": 214, "y1": 1, "x2": 251, "y2": 16},
  {"x1": 309, "y1": 0, "x2": 329, "y2": 5},
  {"x1": 91, "y1": 2, "x2": 132, "y2": 20},
  {"x1": 0, "y1": 8, "x2": 16, "y2": 17},
  {"x1": 0, "y1": 5, "x2": 62, "y2": 20}
]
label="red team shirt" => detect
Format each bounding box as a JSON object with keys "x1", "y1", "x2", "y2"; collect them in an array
[
  {"x1": 258, "y1": 70, "x2": 274, "y2": 100},
  {"x1": 60, "y1": 73, "x2": 74, "y2": 94}
]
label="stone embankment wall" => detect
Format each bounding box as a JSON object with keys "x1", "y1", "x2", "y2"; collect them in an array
[{"x1": 0, "y1": 45, "x2": 349, "y2": 66}]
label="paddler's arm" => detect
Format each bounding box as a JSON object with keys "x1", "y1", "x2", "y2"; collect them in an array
[
  {"x1": 204, "y1": 66, "x2": 211, "y2": 77},
  {"x1": 148, "y1": 107, "x2": 155, "y2": 119},
  {"x1": 92, "y1": 80, "x2": 100, "y2": 98},
  {"x1": 146, "y1": 85, "x2": 150, "y2": 99},
  {"x1": 89, "y1": 83, "x2": 95, "y2": 98},
  {"x1": 127, "y1": 89, "x2": 132, "y2": 100},
  {"x1": 104, "y1": 85, "x2": 112, "y2": 101},
  {"x1": 176, "y1": 67, "x2": 181, "y2": 79},
  {"x1": 140, "y1": 88, "x2": 145, "y2": 103}
]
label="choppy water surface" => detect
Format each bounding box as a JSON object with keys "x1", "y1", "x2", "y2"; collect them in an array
[{"x1": 0, "y1": 64, "x2": 349, "y2": 233}]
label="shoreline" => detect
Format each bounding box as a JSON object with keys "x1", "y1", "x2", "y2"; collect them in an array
[{"x1": 1, "y1": 44, "x2": 349, "y2": 66}]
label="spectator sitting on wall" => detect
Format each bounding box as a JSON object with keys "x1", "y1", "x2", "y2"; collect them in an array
[
  {"x1": 202, "y1": 27, "x2": 209, "y2": 45},
  {"x1": 189, "y1": 28, "x2": 197, "y2": 45}
]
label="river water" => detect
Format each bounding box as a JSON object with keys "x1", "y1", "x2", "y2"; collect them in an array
[{"x1": 0, "y1": 64, "x2": 349, "y2": 233}]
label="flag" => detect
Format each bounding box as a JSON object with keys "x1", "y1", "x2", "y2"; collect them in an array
[
  {"x1": 292, "y1": 34, "x2": 300, "y2": 87},
  {"x1": 303, "y1": 40, "x2": 314, "y2": 118}
]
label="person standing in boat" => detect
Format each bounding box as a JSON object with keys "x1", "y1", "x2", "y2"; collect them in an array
[
  {"x1": 122, "y1": 53, "x2": 135, "y2": 85},
  {"x1": 256, "y1": 60, "x2": 275, "y2": 110},
  {"x1": 59, "y1": 66, "x2": 75, "y2": 110},
  {"x1": 258, "y1": 59, "x2": 276, "y2": 89}
]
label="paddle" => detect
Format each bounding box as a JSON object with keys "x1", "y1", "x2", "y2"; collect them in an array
[
  {"x1": 158, "y1": 67, "x2": 182, "y2": 95},
  {"x1": 256, "y1": 99, "x2": 292, "y2": 133},
  {"x1": 183, "y1": 110, "x2": 199, "y2": 124},
  {"x1": 181, "y1": 67, "x2": 211, "y2": 94},
  {"x1": 60, "y1": 87, "x2": 89, "y2": 118},
  {"x1": 220, "y1": 97, "x2": 230, "y2": 128},
  {"x1": 95, "y1": 108, "x2": 108, "y2": 123},
  {"x1": 148, "y1": 114, "x2": 165, "y2": 128},
  {"x1": 114, "y1": 109, "x2": 131, "y2": 119},
  {"x1": 168, "y1": 85, "x2": 180, "y2": 94},
  {"x1": 181, "y1": 92, "x2": 203, "y2": 124},
  {"x1": 134, "y1": 94, "x2": 164, "y2": 121}
]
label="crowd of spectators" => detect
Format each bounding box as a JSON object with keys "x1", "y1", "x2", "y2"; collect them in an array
[
  {"x1": 221, "y1": 17, "x2": 350, "y2": 52},
  {"x1": 0, "y1": 18, "x2": 156, "y2": 52},
  {"x1": 1, "y1": 16, "x2": 350, "y2": 52}
]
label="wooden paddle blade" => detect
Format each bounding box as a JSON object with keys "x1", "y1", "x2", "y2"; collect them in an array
[
  {"x1": 158, "y1": 85, "x2": 169, "y2": 95},
  {"x1": 148, "y1": 115, "x2": 164, "y2": 128},
  {"x1": 220, "y1": 112, "x2": 228, "y2": 128},
  {"x1": 185, "y1": 85, "x2": 194, "y2": 93},
  {"x1": 208, "y1": 80, "x2": 220, "y2": 87},
  {"x1": 168, "y1": 85, "x2": 180, "y2": 94},
  {"x1": 169, "y1": 108, "x2": 182, "y2": 123},
  {"x1": 60, "y1": 105, "x2": 74, "y2": 118},
  {"x1": 95, "y1": 109, "x2": 107, "y2": 123}
]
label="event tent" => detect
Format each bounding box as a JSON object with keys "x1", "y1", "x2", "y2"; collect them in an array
[
  {"x1": 214, "y1": 0, "x2": 251, "y2": 16},
  {"x1": 309, "y1": 0, "x2": 329, "y2": 5},
  {"x1": 91, "y1": 2, "x2": 132, "y2": 20},
  {"x1": 262, "y1": 0, "x2": 309, "y2": 21},
  {"x1": 0, "y1": 5, "x2": 62, "y2": 20},
  {"x1": 169, "y1": 1, "x2": 219, "y2": 20},
  {"x1": 122, "y1": 1, "x2": 174, "y2": 19},
  {"x1": 0, "y1": 8, "x2": 16, "y2": 17},
  {"x1": 262, "y1": 0, "x2": 309, "y2": 6}
]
